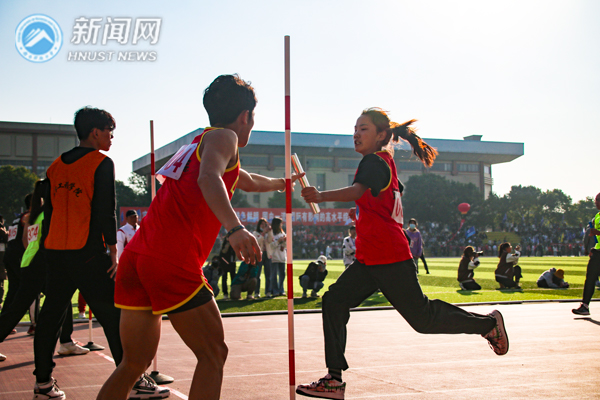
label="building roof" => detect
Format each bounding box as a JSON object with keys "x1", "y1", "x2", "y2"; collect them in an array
[
  {"x1": 0, "y1": 121, "x2": 76, "y2": 136},
  {"x1": 132, "y1": 129, "x2": 524, "y2": 175}
]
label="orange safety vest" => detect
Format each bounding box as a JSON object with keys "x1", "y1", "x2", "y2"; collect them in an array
[{"x1": 44, "y1": 150, "x2": 107, "y2": 250}]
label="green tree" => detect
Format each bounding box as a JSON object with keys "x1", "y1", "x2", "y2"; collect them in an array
[
  {"x1": 0, "y1": 166, "x2": 38, "y2": 219},
  {"x1": 116, "y1": 173, "x2": 152, "y2": 212},
  {"x1": 267, "y1": 190, "x2": 306, "y2": 208},
  {"x1": 402, "y1": 174, "x2": 482, "y2": 226},
  {"x1": 565, "y1": 196, "x2": 596, "y2": 226},
  {"x1": 231, "y1": 190, "x2": 251, "y2": 207},
  {"x1": 540, "y1": 189, "x2": 572, "y2": 225},
  {"x1": 504, "y1": 185, "x2": 543, "y2": 224}
]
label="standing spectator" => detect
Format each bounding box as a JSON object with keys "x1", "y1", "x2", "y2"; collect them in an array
[
  {"x1": 299, "y1": 255, "x2": 328, "y2": 298},
  {"x1": 537, "y1": 268, "x2": 569, "y2": 288},
  {"x1": 230, "y1": 261, "x2": 258, "y2": 300},
  {"x1": 33, "y1": 107, "x2": 152, "y2": 400},
  {"x1": 573, "y1": 193, "x2": 600, "y2": 315},
  {"x1": 1, "y1": 194, "x2": 31, "y2": 319},
  {"x1": 494, "y1": 243, "x2": 522, "y2": 289},
  {"x1": 270, "y1": 217, "x2": 287, "y2": 297},
  {"x1": 583, "y1": 223, "x2": 597, "y2": 256},
  {"x1": 252, "y1": 218, "x2": 272, "y2": 298},
  {"x1": 405, "y1": 218, "x2": 428, "y2": 274},
  {"x1": 342, "y1": 226, "x2": 356, "y2": 269},
  {"x1": 0, "y1": 180, "x2": 89, "y2": 362},
  {"x1": 457, "y1": 246, "x2": 482, "y2": 291},
  {"x1": 116, "y1": 210, "x2": 139, "y2": 257},
  {"x1": 219, "y1": 236, "x2": 237, "y2": 300},
  {"x1": 0, "y1": 215, "x2": 8, "y2": 312}
]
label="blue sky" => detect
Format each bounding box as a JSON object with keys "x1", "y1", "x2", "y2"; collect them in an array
[{"x1": 1, "y1": 0, "x2": 598, "y2": 202}]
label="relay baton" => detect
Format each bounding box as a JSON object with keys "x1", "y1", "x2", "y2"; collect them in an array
[{"x1": 292, "y1": 153, "x2": 320, "y2": 214}]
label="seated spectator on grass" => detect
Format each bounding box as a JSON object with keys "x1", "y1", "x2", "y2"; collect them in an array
[
  {"x1": 457, "y1": 246, "x2": 482, "y2": 291},
  {"x1": 299, "y1": 255, "x2": 328, "y2": 298},
  {"x1": 537, "y1": 268, "x2": 569, "y2": 289},
  {"x1": 230, "y1": 261, "x2": 258, "y2": 300},
  {"x1": 495, "y1": 242, "x2": 522, "y2": 289}
]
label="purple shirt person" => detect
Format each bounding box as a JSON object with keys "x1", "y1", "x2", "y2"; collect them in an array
[{"x1": 405, "y1": 218, "x2": 425, "y2": 273}]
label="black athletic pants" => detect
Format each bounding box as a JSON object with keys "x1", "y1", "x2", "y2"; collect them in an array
[
  {"x1": 0, "y1": 257, "x2": 21, "y2": 317},
  {"x1": 0, "y1": 255, "x2": 72, "y2": 343},
  {"x1": 34, "y1": 251, "x2": 122, "y2": 383},
  {"x1": 322, "y1": 258, "x2": 496, "y2": 371},
  {"x1": 582, "y1": 249, "x2": 600, "y2": 305}
]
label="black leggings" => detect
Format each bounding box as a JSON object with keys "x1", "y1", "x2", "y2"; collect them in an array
[
  {"x1": 582, "y1": 250, "x2": 600, "y2": 305},
  {"x1": 0, "y1": 255, "x2": 73, "y2": 343},
  {"x1": 322, "y1": 259, "x2": 495, "y2": 371}
]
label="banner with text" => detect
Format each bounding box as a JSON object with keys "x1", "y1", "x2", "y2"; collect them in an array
[{"x1": 234, "y1": 208, "x2": 353, "y2": 226}]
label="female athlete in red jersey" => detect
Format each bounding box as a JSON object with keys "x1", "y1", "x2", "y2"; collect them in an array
[{"x1": 296, "y1": 108, "x2": 508, "y2": 400}]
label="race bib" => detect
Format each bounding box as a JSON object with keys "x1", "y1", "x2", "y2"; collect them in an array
[
  {"x1": 27, "y1": 224, "x2": 40, "y2": 244},
  {"x1": 7, "y1": 225, "x2": 18, "y2": 242},
  {"x1": 391, "y1": 191, "x2": 404, "y2": 224},
  {"x1": 156, "y1": 143, "x2": 198, "y2": 184}
]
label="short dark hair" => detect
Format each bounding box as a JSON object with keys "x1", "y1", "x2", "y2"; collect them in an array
[
  {"x1": 74, "y1": 107, "x2": 116, "y2": 141},
  {"x1": 203, "y1": 74, "x2": 257, "y2": 126}
]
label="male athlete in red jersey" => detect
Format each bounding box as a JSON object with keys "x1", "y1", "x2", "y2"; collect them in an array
[{"x1": 98, "y1": 75, "x2": 302, "y2": 400}]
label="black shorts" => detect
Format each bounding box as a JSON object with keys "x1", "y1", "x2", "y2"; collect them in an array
[{"x1": 168, "y1": 285, "x2": 213, "y2": 315}]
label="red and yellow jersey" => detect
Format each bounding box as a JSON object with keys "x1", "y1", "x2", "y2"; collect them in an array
[
  {"x1": 126, "y1": 127, "x2": 240, "y2": 269},
  {"x1": 354, "y1": 150, "x2": 412, "y2": 265}
]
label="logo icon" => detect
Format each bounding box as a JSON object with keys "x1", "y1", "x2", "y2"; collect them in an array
[{"x1": 15, "y1": 14, "x2": 63, "y2": 63}]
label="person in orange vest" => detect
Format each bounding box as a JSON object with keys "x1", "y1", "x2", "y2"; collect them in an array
[{"x1": 34, "y1": 107, "x2": 167, "y2": 400}]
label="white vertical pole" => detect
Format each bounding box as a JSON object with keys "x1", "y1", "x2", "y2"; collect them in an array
[
  {"x1": 284, "y1": 35, "x2": 296, "y2": 400},
  {"x1": 150, "y1": 120, "x2": 159, "y2": 373}
]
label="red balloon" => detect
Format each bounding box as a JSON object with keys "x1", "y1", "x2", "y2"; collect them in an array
[{"x1": 458, "y1": 203, "x2": 470, "y2": 215}]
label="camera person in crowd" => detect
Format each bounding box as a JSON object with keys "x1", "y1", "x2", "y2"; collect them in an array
[
  {"x1": 219, "y1": 236, "x2": 237, "y2": 300},
  {"x1": 457, "y1": 246, "x2": 482, "y2": 291},
  {"x1": 203, "y1": 256, "x2": 222, "y2": 298},
  {"x1": 230, "y1": 261, "x2": 258, "y2": 300},
  {"x1": 536, "y1": 268, "x2": 569, "y2": 289},
  {"x1": 342, "y1": 226, "x2": 356, "y2": 269},
  {"x1": 495, "y1": 242, "x2": 522, "y2": 289},
  {"x1": 299, "y1": 255, "x2": 329, "y2": 298}
]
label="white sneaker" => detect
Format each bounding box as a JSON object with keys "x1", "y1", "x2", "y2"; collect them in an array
[
  {"x1": 33, "y1": 378, "x2": 65, "y2": 400},
  {"x1": 78, "y1": 312, "x2": 86, "y2": 319},
  {"x1": 129, "y1": 373, "x2": 170, "y2": 399},
  {"x1": 58, "y1": 342, "x2": 90, "y2": 356},
  {"x1": 0, "y1": 353, "x2": 6, "y2": 362},
  {"x1": 246, "y1": 294, "x2": 255, "y2": 300},
  {"x1": 296, "y1": 374, "x2": 346, "y2": 399},
  {"x1": 223, "y1": 294, "x2": 229, "y2": 300}
]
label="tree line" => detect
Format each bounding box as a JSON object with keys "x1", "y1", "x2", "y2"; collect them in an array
[{"x1": 1, "y1": 166, "x2": 595, "y2": 230}]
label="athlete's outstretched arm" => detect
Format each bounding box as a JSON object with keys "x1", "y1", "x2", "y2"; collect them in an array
[
  {"x1": 198, "y1": 129, "x2": 261, "y2": 265},
  {"x1": 301, "y1": 183, "x2": 367, "y2": 204},
  {"x1": 237, "y1": 169, "x2": 304, "y2": 192}
]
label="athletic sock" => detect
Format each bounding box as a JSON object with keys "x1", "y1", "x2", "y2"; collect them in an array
[{"x1": 328, "y1": 368, "x2": 342, "y2": 382}]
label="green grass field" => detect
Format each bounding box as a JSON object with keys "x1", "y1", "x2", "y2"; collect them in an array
[{"x1": 4, "y1": 256, "x2": 597, "y2": 321}]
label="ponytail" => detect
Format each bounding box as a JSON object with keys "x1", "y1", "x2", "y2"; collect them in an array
[
  {"x1": 361, "y1": 108, "x2": 438, "y2": 167},
  {"x1": 390, "y1": 121, "x2": 437, "y2": 167},
  {"x1": 28, "y1": 179, "x2": 47, "y2": 225},
  {"x1": 498, "y1": 242, "x2": 510, "y2": 258}
]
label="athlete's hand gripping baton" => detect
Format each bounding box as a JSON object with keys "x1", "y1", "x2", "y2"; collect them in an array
[{"x1": 292, "y1": 153, "x2": 320, "y2": 214}]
